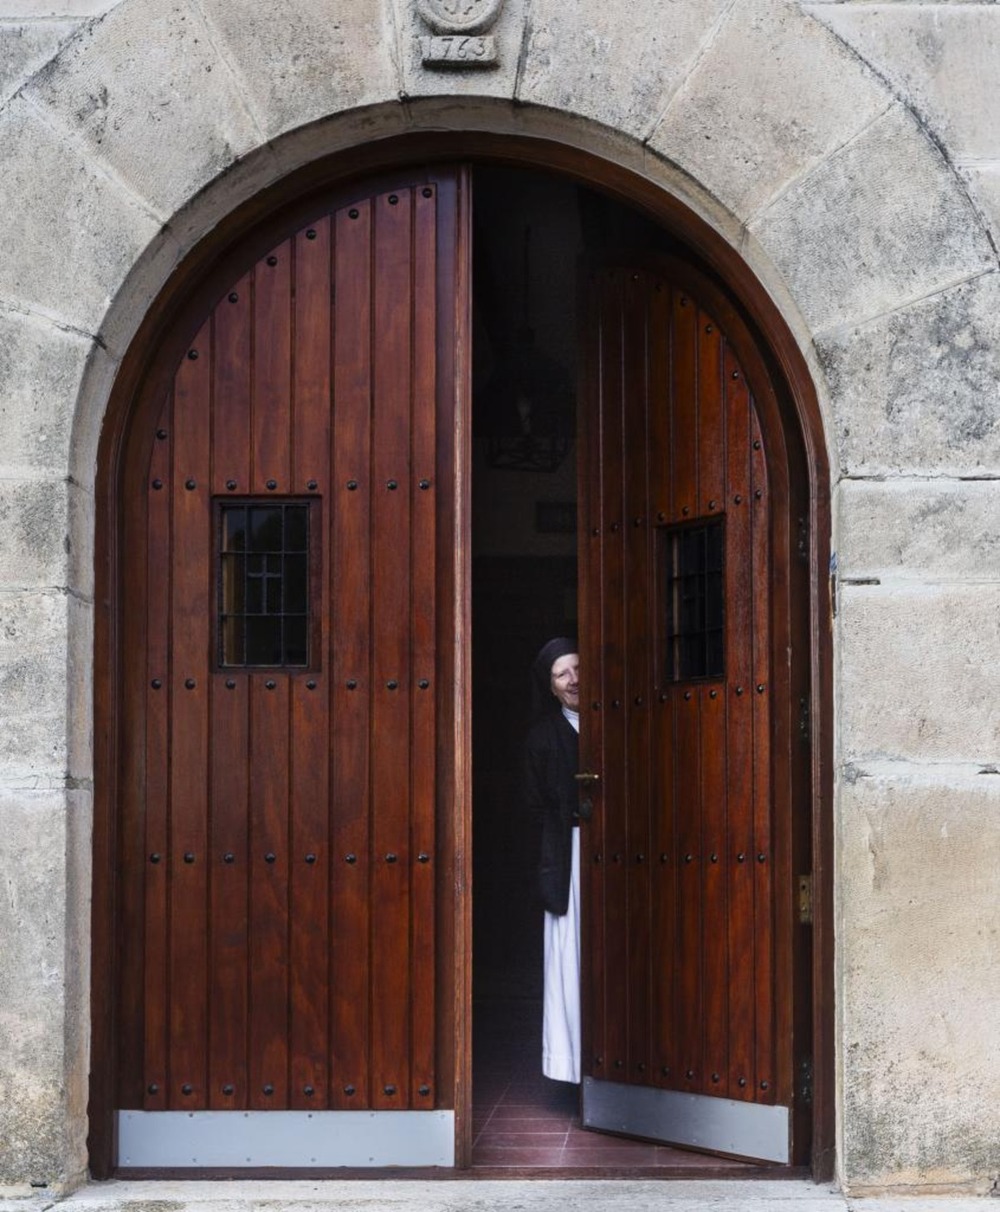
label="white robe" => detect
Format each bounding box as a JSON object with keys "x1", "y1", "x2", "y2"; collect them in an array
[{"x1": 542, "y1": 706, "x2": 581, "y2": 1083}]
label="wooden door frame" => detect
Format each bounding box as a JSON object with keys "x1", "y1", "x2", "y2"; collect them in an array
[{"x1": 91, "y1": 133, "x2": 833, "y2": 1181}]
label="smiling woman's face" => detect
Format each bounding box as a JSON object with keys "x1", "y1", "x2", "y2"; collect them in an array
[{"x1": 550, "y1": 653, "x2": 580, "y2": 711}]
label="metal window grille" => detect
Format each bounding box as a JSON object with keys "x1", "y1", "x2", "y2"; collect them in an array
[
  {"x1": 662, "y1": 520, "x2": 724, "y2": 681},
  {"x1": 218, "y1": 502, "x2": 310, "y2": 668}
]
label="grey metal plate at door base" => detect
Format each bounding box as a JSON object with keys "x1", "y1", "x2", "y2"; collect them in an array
[
  {"x1": 118, "y1": 1109, "x2": 455, "y2": 1167},
  {"x1": 582, "y1": 1077, "x2": 790, "y2": 1164}
]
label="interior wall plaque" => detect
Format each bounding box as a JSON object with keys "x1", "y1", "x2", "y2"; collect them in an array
[{"x1": 416, "y1": 0, "x2": 505, "y2": 67}]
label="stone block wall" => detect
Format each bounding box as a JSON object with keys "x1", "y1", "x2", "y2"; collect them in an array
[{"x1": 0, "y1": 0, "x2": 997, "y2": 1196}]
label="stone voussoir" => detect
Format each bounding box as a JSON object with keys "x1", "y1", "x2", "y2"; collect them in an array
[
  {"x1": 649, "y1": 0, "x2": 889, "y2": 224},
  {"x1": 22, "y1": 0, "x2": 261, "y2": 219},
  {"x1": 194, "y1": 0, "x2": 397, "y2": 143},
  {"x1": 811, "y1": 3, "x2": 1000, "y2": 164},
  {"x1": 517, "y1": 0, "x2": 730, "y2": 143},
  {"x1": 751, "y1": 102, "x2": 995, "y2": 335},
  {"x1": 0, "y1": 19, "x2": 79, "y2": 107},
  {"x1": 0, "y1": 95, "x2": 160, "y2": 336},
  {"x1": 818, "y1": 271, "x2": 1000, "y2": 479}
]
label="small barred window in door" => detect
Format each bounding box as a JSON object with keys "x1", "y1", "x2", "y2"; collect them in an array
[
  {"x1": 218, "y1": 502, "x2": 312, "y2": 668},
  {"x1": 661, "y1": 519, "x2": 724, "y2": 682}
]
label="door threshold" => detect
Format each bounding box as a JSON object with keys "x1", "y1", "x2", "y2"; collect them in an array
[{"x1": 116, "y1": 1165, "x2": 809, "y2": 1181}]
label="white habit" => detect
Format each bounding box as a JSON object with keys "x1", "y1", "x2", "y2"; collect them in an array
[{"x1": 542, "y1": 705, "x2": 581, "y2": 1083}]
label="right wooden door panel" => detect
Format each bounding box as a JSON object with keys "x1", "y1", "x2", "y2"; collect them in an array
[{"x1": 580, "y1": 264, "x2": 797, "y2": 1161}]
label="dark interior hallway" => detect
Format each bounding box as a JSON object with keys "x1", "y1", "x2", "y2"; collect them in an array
[{"x1": 469, "y1": 167, "x2": 756, "y2": 1177}]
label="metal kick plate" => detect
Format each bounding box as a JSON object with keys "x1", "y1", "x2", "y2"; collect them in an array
[
  {"x1": 583, "y1": 1077, "x2": 791, "y2": 1164},
  {"x1": 118, "y1": 1109, "x2": 455, "y2": 1167}
]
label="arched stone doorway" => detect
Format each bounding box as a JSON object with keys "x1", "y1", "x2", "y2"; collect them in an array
[
  {"x1": 3, "y1": 0, "x2": 998, "y2": 1193},
  {"x1": 89, "y1": 135, "x2": 833, "y2": 1179}
]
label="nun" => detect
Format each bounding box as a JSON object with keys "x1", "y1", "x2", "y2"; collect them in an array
[{"x1": 522, "y1": 637, "x2": 582, "y2": 1084}]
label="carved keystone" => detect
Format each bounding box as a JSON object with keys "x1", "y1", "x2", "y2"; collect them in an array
[{"x1": 416, "y1": 0, "x2": 504, "y2": 68}]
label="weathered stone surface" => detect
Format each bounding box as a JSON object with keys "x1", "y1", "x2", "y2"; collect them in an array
[
  {"x1": 0, "y1": 1177, "x2": 851, "y2": 1210},
  {"x1": 751, "y1": 103, "x2": 994, "y2": 334},
  {"x1": 649, "y1": 0, "x2": 888, "y2": 222},
  {"x1": 0, "y1": 790, "x2": 78, "y2": 1190},
  {"x1": 0, "y1": 19, "x2": 77, "y2": 104},
  {"x1": 0, "y1": 309, "x2": 93, "y2": 475},
  {"x1": 817, "y1": 272, "x2": 1000, "y2": 478},
  {"x1": 67, "y1": 479, "x2": 94, "y2": 599},
  {"x1": 811, "y1": 4, "x2": 1000, "y2": 162},
  {"x1": 838, "y1": 584, "x2": 1000, "y2": 764},
  {"x1": 24, "y1": 0, "x2": 260, "y2": 218},
  {"x1": 0, "y1": 1, "x2": 117, "y2": 13},
  {"x1": 0, "y1": 478, "x2": 71, "y2": 588},
  {"x1": 393, "y1": 0, "x2": 526, "y2": 100},
  {"x1": 0, "y1": 97, "x2": 158, "y2": 334},
  {"x1": 2, "y1": 0, "x2": 1000, "y2": 1198},
  {"x1": 196, "y1": 0, "x2": 395, "y2": 141},
  {"x1": 838, "y1": 770, "x2": 1000, "y2": 1188},
  {"x1": 66, "y1": 595, "x2": 92, "y2": 781},
  {"x1": 837, "y1": 479, "x2": 1000, "y2": 584},
  {"x1": 962, "y1": 163, "x2": 1000, "y2": 249},
  {"x1": 517, "y1": 0, "x2": 727, "y2": 141},
  {"x1": 0, "y1": 591, "x2": 71, "y2": 780}
]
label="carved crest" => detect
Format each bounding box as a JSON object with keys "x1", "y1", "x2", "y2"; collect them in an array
[{"x1": 416, "y1": 0, "x2": 504, "y2": 35}]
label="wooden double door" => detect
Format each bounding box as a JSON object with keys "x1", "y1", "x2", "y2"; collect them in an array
[{"x1": 105, "y1": 164, "x2": 811, "y2": 1169}]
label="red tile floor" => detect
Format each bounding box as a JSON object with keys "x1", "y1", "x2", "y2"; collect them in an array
[{"x1": 471, "y1": 999, "x2": 756, "y2": 1175}]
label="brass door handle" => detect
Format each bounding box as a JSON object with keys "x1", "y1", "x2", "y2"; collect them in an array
[{"x1": 574, "y1": 771, "x2": 601, "y2": 784}]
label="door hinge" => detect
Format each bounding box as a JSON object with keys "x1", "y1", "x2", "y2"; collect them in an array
[
  {"x1": 799, "y1": 1056, "x2": 814, "y2": 1105},
  {"x1": 797, "y1": 874, "x2": 813, "y2": 924},
  {"x1": 797, "y1": 514, "x2": 809, "y2": 564},
  {"x1": 798, "y1": 695, "x2": 811, "y2": 745}
]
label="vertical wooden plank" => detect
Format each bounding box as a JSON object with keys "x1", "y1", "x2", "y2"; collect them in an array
[
  {"x1": 252, "y1": 240, "x2": 292, "y2": 494},
  {"x1": 211, "y1": 273, "x2": 251, "y2": 496},
  {"x1": 599, "y1": 270, "x2": 629, "y2": 1080},
  {"x1": 409, "y1": 185, "x2": 437, "y2": 1105},
  {"x1": 248, "y1": 675, "x2": 291, "y2": 1108},
  {"x1": 140, "y1": 395, "x2": 171, "y2": 1110},
  {"x1": 579, "y1": 267, "x2": 608, "y2": 1079},
  {"x1": 751, "y1": 404, "x2": 776, "y2": 1104},
  {"x1": 209, "y1": 289, "x2": 252, "y2": 1109},
  {"x1": 249, "y1": 240, "x2": 294, "y2": 1110},
  {"x1": 647, "y1": 278, "x2": 676, "y2": 1088},
  {"x1": 671, "y1": 281, "x2": 703, "y2": 1093},
  {"x1": 293, "y1": 218, "x2": 332, "y2": 494},
  {"x1": 208, "y1": 671, "x2": 249, "y2": 1108},
  {"x1": 371, "y1": 187, "x2": 414, "y2": 1110},
  {"x1": 430, "y1": 167, "x2": 470, "y2": 1151},
  {"x1": 168, "y1": 321, "x2": 212, "y2": 1108},
  {"x1": 700, "y1": 682, "x2": 728, "y2": 1095},
  {"x1": 288, "y1": 665, "x2": 329, "y2": 1109},
  {"x1": 288, "y1": 218, "x2": 333, "y2": 1109},
  {"x1": 622, "y1": 271, "x2": 652, "y2": 1081},
  {"x1": 330, "y1": 198, "x2": 373, "y2": 1108},
  {"x1": 674, "y1": 690, "x2": 703, "y2": 1090},
  {"x1": 697, "y1": 309, "x2": 725, "y2": 515},
  {"x1": 724, "y1": 343, "x2": 756, "y2": 1100},
  {"x1": 650, "y1": 692, "x2": 678, "y2": 1086},
  {"x1": 670, "y1": 291, "x2": 698, "y2": 521}
]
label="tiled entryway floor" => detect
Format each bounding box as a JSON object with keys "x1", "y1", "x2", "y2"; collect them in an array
[{"x1": 472, "y1": 999, "x2": 757, "y2": 1174}]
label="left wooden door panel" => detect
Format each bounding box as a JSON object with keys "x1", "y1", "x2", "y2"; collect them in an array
[{"x1": 116, "y1": 172, "x2": 466, "y2": 1124}]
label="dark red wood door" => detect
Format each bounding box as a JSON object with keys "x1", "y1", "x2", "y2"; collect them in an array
[
  {"x1": 579, "y1": 262, "x2": 803, "y2": 1163},
  {"x1": 117, "y1": 170, "x2": 468, "y2": 1122}
]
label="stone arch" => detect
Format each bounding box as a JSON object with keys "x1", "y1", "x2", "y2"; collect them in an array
[{"x1": 1, "y1": 0, "x2": 998, "y2": 1195}]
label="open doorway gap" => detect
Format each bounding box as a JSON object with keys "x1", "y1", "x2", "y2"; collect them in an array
[{"x1": 468, "y1": 166, "x2": 760, "y2": 1176}]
